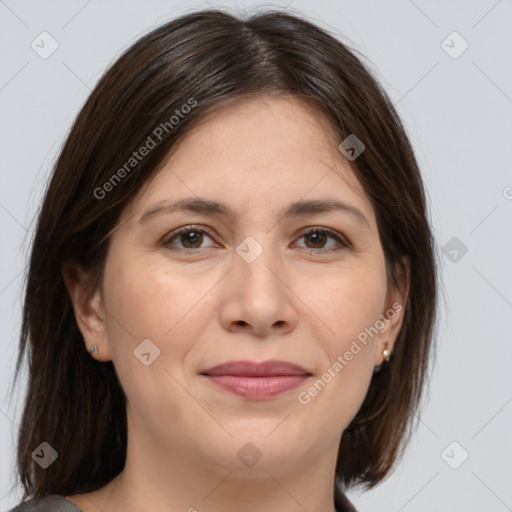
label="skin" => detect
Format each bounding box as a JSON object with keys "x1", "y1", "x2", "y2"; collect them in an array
[{"x1": 64, "y1": 95, "x2": 408, "y2": 512}]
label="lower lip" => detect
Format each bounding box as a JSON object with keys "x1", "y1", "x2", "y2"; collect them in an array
[{"x1": 203, "y1": 374, "x2": 310, "y2": 399}]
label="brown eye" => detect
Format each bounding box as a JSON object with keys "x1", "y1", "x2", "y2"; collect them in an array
[
  {"x1": 179, "y1": 230, "x2": 203, "y2": 248},
  {"x1": 295, "y1": 227, "x2": 348, "y2": 253},
  {"x1": 304, "y1": 231, "x2": 328, "y2": 249},
  {"x1": 164, "y1": 226, "x2": 217, "y2": 251}
]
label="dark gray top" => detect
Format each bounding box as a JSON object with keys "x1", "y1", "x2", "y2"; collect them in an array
[
  {"x1": 6, "y1": 495, "x2": 81, "y2": 511},
  {"x1": 7, "y1": 492, "x2": 357, "y2": 511}
]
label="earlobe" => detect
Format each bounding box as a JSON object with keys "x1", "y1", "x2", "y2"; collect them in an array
[
  {"x1": 375, "y1": 257, "x2": 410, "y2": 366},
  {"x1": 62, "y1": 264, "x2": 111, "y2": 361},
  {"x1": 373, "y1": 340, "x2": 392, "y2": 373}
]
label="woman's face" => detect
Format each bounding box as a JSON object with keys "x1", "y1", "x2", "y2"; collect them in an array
[{"x1": 73, "y1": 95, "x2": 406, "y2": 476}]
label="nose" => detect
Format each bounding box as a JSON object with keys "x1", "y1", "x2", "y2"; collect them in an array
[{"x1": 218, "y1": 241, "x2": 299, "y2": 337}]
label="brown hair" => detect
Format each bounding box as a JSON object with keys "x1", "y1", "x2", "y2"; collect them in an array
[{"x1": 9, "y1": 7, "x2": 438, "y2": 504}]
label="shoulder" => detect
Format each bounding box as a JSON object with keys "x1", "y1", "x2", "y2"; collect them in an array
[{"x1": 5, "y1": 495, "x2": 82, "y2": 512}]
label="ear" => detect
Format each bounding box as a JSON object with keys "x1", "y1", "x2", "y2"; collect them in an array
[
  {"x1": 375, "y1": 256, "x2": 410, "y2": 366},
  {"x1": 62, "y1": 263, "x2": 112, "y2": 362}
]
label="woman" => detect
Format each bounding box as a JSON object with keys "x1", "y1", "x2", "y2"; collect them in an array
[{"x1": 7, "y1": 8, "x2": 438, "y2": 512}]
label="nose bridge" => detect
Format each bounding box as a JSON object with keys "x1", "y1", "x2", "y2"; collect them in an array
[{"x1": 234, "y1": 233, "x2": 287, "y2": 301}]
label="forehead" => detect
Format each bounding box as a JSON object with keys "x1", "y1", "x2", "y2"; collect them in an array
[
  {"x1": 123, "y1": 95, "x2": 374, "y2": 226},
  {"x1": 170, "y1": 95, "x2": 344, "y2": 174}
]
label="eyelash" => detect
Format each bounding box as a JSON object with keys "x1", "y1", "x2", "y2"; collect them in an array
[{"x1": 162, "y1": 225, "x2": 349, "y2": 254}]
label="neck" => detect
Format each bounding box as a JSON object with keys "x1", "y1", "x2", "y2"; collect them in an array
[{"x1": 82, "y1": 420, "x2": 341, "y2": 512}]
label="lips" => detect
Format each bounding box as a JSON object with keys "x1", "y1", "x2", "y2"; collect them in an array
[
  {"x1": 201, "y1": 360, "x2": 311, "y2": 377},
  {"x1": 200, "y1": 360, "x2": 311, "y2": 399}
]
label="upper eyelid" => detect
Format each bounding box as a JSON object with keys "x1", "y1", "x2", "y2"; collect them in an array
[{"x1": 164, "y1": 224, "x2": 348, "y2": 247}]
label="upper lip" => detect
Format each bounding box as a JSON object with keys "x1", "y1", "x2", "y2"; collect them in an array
[{"x1": 201, "y1": 360, "x2": 311, "y2": 377}]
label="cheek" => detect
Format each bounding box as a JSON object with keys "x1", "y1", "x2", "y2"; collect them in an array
[
  {"x1": 102, "y1": 252, "x2": 216, "y2": 364},
  {"x1": 305, "y1": 262, "x2": 387, "y2": 354},
  {"x1": 100, "y1": 254, "x2": 208, "y2": 413},
  {"x1": 105, "y1": 248, "x2": 177, "y2": 320},
  {"x1": 295, "y1": 262, "x2": 385, "y2": 424},
  {"x1": 319, "y1": 355, "x2": 375, "y2": 436},
  {"x1": 101, "y1": 254, "x2": 169, "y2": 357},
  {"x1": 298, "y1": 331, "x2": 376, "y2": 441}
]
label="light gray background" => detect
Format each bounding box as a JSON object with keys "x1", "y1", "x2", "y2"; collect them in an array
[{"x1": 1, "y1": 0, "x2": 511, "y2": 511}]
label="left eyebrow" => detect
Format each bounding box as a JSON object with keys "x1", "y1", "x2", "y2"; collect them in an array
[{"x1": 137, "y1": 197, "x2": 370, "y2": 229}]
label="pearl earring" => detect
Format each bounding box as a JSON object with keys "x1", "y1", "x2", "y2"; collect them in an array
[{"x1": 382, "y1": 341, "x2": 392, "y2": 362}]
